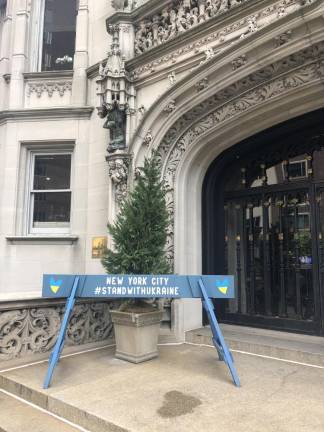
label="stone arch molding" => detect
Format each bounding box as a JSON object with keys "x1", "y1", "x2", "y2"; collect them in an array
[{"x1": 127, "y1": 1, "x2": 324, "y2": 270}]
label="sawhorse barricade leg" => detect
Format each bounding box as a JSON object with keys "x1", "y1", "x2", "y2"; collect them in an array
[
  {"x1": 43, "y1": 276, "x2": 80, "y2": 389},
  {"x1": 198, "y1": 279, "x2": 241, "y2": 387}
]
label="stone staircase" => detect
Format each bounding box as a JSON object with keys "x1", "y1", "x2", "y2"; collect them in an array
[{"x1": 186, "y1": 324, "x2": 324, "y2": 366}]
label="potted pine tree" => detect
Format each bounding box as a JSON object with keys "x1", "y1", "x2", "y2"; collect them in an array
[{"x1": 102, "y1": 152, "x2": 170, "y2": 363}]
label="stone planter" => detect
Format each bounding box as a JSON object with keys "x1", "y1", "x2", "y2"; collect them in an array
[{"x1": 110, "y1": 309, "x2": 163, "y2": 363}]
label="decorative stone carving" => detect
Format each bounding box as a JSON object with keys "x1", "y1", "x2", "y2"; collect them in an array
[
  {"x1": 0, "y1": 301, "x2": 113, "y2": 361},
  {"x1": 232, "y1": 55, "x2": 247, "y2": 70},
  {"x1": 134, "y1": 0, "x2": 248, "y2": 55},
  {"x1": 200, "y1": 47, "x2": 215, "y2": 65},
  {"x1": 275, "y1": 30, "x2": 292, "y2": 46},
  {"x1": 97, "y1": 24, "x2": 136, "y2": 153},
  {"x1": 240, "y1": 15, "x2": 258, "y2": 39},
  {"x1": 129, "y1": 0, "x2": 319, "y2": 78},
  {"x1": 196, "y1": 77, "x2": 209, "y2": 91},
  {"x1": 156, "y1": 43, "x2": 324, "y2": 264},
  {"x1": 168, "y1": 71, "x2": 177, "y2": 86},
  {"x1": 3, "y1": 74, "x2": 10, "y2": 84},
  {"x1": 163, "y1": 100, "x2": 176, "y2": 113},
  {"x1": 107, "y1": 154, "x2": 130, "y2": 204},
  {"x1": 27, "y1": 81, "x2": 72, "y2": 98},
  {"x1": 103, "y1": 101, "x2": 127, "y2": 153},
  {"x1": 143, "y1": 129, "x2": 154, "y2": 146},
  {"x1": 138, "y1": 104, "x2": 146, "y2": 117},
  {"x1": 276, "y1": 1, "x2": 287, "y2": 17},
  {"x1": 111, "y1": 0, "x2": 128, "y2": 10}
]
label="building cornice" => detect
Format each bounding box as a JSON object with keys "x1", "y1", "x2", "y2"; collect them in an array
[
  {"x1": 106, "y1": 0, "x2": 171, "y2": 27},
  {"x1": 0, "y1": 107, "x2": 94, "y2": 124},
  {"x1": 23, "y1": 70, "x2": 74, "y2": 80}
]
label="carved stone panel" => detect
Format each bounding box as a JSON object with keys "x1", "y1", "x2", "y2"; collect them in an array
[{"x1": 0, "y1": 300, "x2": 114, "y2": 361}]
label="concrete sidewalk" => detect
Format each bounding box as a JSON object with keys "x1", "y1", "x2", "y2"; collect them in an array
[{"x1": 1, "y1": 343, "x2": 324, "y2": 432}]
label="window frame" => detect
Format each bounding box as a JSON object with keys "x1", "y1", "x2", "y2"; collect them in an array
[
  {"x1": 29, "y1": 0, "x2": 77, "y2": 72},
  {"x1": 26, "y1": 148, "x2": 74, "y2": 235}
]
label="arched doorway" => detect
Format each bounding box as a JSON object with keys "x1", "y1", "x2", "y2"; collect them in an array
[{"x1": 203, "y1": 109, "x2": 324, "y2": 335}]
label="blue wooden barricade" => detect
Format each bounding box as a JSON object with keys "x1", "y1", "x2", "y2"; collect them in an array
[{"x1": 42, "y1": 274, "x2": 240, "y2": 389}]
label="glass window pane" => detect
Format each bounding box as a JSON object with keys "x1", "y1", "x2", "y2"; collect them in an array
[
  {"x1": 42, "y1": 0, "x2": 77, "y2": 71},
  {"x1": 33, "y1": 154, "x2": 71, "y2": 190},
  {"x1": 33, "y1": 192, "x2": 71, "y2": 225}
]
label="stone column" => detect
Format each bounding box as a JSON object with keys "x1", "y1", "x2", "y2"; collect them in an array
[
  {"x1": 9, "y1": 0, "x2": 28, "y2": 109},
  {"x1": 118, "y1": 22, "x2": 134, "y2": 60},
  {"x1": 71, "y1": 0, "x2": 89, "y2": 106},
  {"x1": 0, "y1": 0, "x2": 13, "y2": 110}
]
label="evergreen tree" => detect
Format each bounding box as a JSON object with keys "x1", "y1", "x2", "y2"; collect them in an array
[{"x1": 102, "y1": 152, "x2": 170, "y2": 275}]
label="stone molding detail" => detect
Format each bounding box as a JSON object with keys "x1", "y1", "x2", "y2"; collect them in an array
[
  {"x1": 107, "y1": 153, "x2": 131, "y2": 204},
  {"x1": 275, "y1": 30, "x2": 292, "y2": 47},
  {"x1": 27, "y1": 81, "x2": 72, "y2": 98},
  {"x1": 143, "y1": 129, "x2": 154, "y2": 146},
  {"x1": 196, "y1": 77, "x2": 209, "y2": 91},
  {"x1": 0, "y1": 301, "x2": 113, "y2": 361},
  {"x1": 156, "y1": 43, "x2": 324, "y2": 263},
  {"x1": 200, "y1": 47, "x2": 215, "y2": 64},
  {"x1": 129, "y1": 0, "x2": 320, "y2": 79},
  {"x1": 168, "y1": 71, "x2": 177, "y2": 86},
  {"x1": 134, "y1": 0, "x2": 250, "y2": 55},
  {"x1": 232, "y1": 55, "x2": 247, "y2": 70},
  {"x1": 163, "y1": 99, "x2": 176, "y2": 113}
]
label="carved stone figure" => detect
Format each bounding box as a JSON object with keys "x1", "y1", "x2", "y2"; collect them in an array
[
  {"x1": 103, "y1": 102, "x2": 127, "y2": 153},
  {"x1": 168, "y1": 71, "x2": 177, "y2": 86},
  {"x1": 107, "y1": 156, "x2": 130, "y2": 204}
]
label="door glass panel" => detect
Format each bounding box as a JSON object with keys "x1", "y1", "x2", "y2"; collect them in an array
[{"x1": 224, "y1": 190, "x2": 315, "y2": 321}]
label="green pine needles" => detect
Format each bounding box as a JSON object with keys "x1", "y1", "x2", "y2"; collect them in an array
[{"x1": 102, "y1": 152, "x2": 170, "y2": 275}]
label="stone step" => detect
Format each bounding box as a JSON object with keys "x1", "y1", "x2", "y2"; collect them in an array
[
  {"x1": 186, "y1": 324, "x2": 324, "y2": 366},
  {"x1": 0, "y1": 390, "x2": 82, "y2": 432}
]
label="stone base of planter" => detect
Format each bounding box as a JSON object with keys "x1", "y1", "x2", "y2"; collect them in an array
[{"x1": 110, "y1": 309, "x2": 163, "y2": 363}]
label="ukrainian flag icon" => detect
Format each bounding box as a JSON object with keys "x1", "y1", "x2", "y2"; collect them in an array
[
  {"x1": 50, "y1": 277, "x2": 62, "y2": 294},
  {"x1": 216, "y1": 279, "x2": 229, "y2": 295}
]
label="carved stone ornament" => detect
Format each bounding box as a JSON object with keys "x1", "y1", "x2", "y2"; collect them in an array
[
  {"x1": 0, "y1": 301, "x2": 113, "y2": 361},
  {"x1": 200, "y1": 47, "x2": 215, "y2": 65},
  {"x1": 134, "y1": 0, "x2": 248, "y2": 55},
  {"x1": 239, "y1": 15, "x2": 258, "y2": 39},
  {"x1": 107, "y1": 154, "x2": 130, "y2": 205},
  {"x1": 275, "y1": 30, "x2": 292, "y2": 47},
  {"x1": 168, "y1": 71, "x2": 177, "y2": 86},
  {"x1": 138, "y1": 104, "x2": 146, "y2": 116},
  {"x1": 97, "y1": 24, "x2": 136, "y2": 153},
  {"x1": 163, "y1": 100, "x2": 176, "y2": 113},
  {"x1": 27, "y1": 81, "x2": 72, "y2": 98},
  {"x1": 156, "y1": 43, "x2": 324, "y2": 265},
  {"x1": 232, "y1": 55, "x2": 247, "y2": 70},
  {"x1": 143, "y1": 129, "x2": 154, "y2": 146},
  {"x1": 103, "y1": 101, "x2": 127, "y2": 153},
  {"x1": 196, "y1": 77, "x2": 209, "y2": 92},
  {"x1": 131, "y1": 0, "x2": 319, "y2": 78}
]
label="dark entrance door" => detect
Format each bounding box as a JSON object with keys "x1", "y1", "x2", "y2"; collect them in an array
[{"x1": 202, "y1": 109, "x2": 324, "y2": 335}]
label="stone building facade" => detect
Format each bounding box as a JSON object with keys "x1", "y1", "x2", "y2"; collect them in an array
[{"x1": 1, "y1": 0, "x2": 324, "y2": 360}]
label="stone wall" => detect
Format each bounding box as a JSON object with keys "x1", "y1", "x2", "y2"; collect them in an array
[{"x1": 0, "y1": 299, "x2": 114, "y2": 362}]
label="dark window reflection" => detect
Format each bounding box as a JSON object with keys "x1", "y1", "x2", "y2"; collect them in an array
[
  {"x1": 32, "y1": 154, "x2": 71, "y2": 228},
  {"x1": 42, "y1": 0, "x2": 77, "y2": 71},
  {"x1": 33, "y1": 192, "x2": 71, "y2": 225},
  {"x1": 33, "y1": 154, "x2": 71, "y2": 190}
]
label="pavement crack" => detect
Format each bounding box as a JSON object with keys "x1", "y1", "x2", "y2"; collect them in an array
[{"x1": 266, "y1": 369, "x2": 298, "y2": 400}]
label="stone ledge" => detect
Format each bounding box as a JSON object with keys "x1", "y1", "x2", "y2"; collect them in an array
[
  {"x1": 0, "y1": 107, "x2": 94, "y2": 124},
  {"x1": 6, "y1": 236, "x2": 79, "y2": 245}
]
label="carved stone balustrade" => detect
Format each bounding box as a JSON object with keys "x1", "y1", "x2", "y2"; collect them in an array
[{"x1": 0, "y1": 298, "x2": 114, "y2": 362}]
